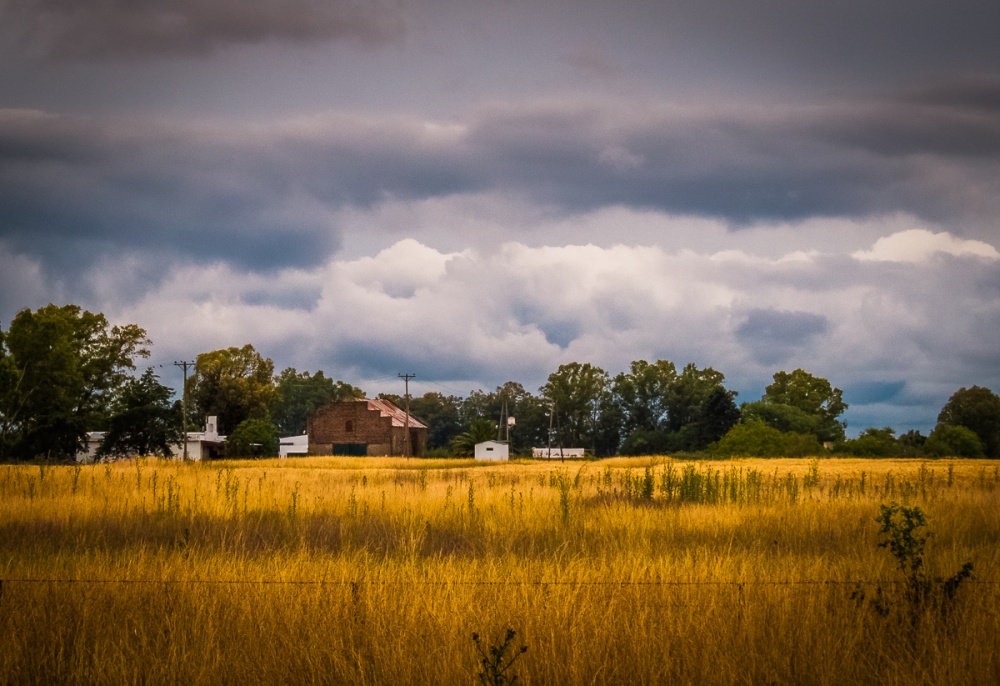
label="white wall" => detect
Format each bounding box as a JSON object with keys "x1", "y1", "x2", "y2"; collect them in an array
[
  {"x1": 532, "y1": 447, "x2": 585, "y2": 458},
  {"x1": 475, "y1": 441, "x2": 509, "y2": 461}
]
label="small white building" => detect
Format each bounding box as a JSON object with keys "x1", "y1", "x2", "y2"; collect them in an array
[
  {"x1": 279, "y1": 434, "x2": 309, "y2": 458},
  {"x1": 532, "y1": 447, "x2": 586, "y2": 459},
  {"x1": 76, "y1": 416, "x2": 226, "y2": 463},
  {"x1": 79, "y1": 432, "x2": 106, "y2": 463},
  {"x1": 475, "y1": 440, "x2": 509, "y2": 461},
  {"x1": 172, "y1": 416, "x2": 226, "y2": 461}
]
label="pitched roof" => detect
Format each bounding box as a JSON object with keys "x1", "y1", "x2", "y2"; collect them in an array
[{"x1": 364, "y1": 398, "x2": 428, "y2": 429}]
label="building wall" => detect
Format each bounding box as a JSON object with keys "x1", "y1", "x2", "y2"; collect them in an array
[
  {"x1": 307, "y1": 401, "x2": 427, "y2": 456},
  {"x1": 475, "y1": 441, "x2": 509, "y2": 461}
]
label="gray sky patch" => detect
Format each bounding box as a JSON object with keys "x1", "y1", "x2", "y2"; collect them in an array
[{"x1": 736, "y1": 309, "x2": 830, "y2": 366}]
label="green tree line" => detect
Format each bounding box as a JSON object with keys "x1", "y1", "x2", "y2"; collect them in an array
[{"x1": 2, "y1": 305, "x2": 998, "y2": 460}]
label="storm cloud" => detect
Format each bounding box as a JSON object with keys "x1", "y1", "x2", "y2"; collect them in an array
[
  {"x1": 2, "y1": 0, "x2": 999, "y2": 437},
  {"x1": 2, "y1": 0, "x2": 403, "y2": 58},
  {"x1": 3, "y1": 78, "x2": 1000, "y2": 282}
]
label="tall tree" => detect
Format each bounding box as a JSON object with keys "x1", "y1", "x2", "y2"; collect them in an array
[
  {"x1": 936, "y1": 386, "x2": 1000, "y2": 458},
  {"x1": 665, "y1": 363, "x2": 728, "y2": 432},
  {"x1": 540, "y1": 362, "x2": 611, "y2": 453},
  {"x1": 689, "y1": 385, "x2": 741, "y2": 447},
  {"x1": 98, "y1": 369, "x2": 181, "y2": 459},
  {"x1": 612, "y1": 359, "x2": 677, "y2": 435},
  {"x1": 271, "y1": 368, "x2": 363, "y2": 436},
  {"x1": 762, "y1": 368, "x2": 847, "y2": 443},
  {"x1": 613, "y1": 360, "x2": 736, "y2": 454},
  {"x1": 408, "y1": 392, "x2": 463, "y2": 451},
  {"x1": 0, "y1": 305, "x2": 149, "y2": 460},
  {"x1": 188, "y1": 344, "x2": 275, "y2": 435}
]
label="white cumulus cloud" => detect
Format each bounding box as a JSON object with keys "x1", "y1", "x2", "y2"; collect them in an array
[{"x1": 853, "y1": 228, "x2": 1000, "y2": 262}]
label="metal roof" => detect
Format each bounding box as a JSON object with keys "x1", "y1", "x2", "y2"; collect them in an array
[{"x1": 364, "y1": 398, "x2": 428, "y2": 429}]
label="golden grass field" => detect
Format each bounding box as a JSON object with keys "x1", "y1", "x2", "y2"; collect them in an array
[{"x1": 1, "y1": 456, "x2": 998, "y2": 685}]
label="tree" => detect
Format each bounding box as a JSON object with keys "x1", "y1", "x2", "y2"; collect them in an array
[
  {"x1": 936, "y1": 386, "x2": 1000, "y2": 458},
  {"x1": 226, "y1": 418, "x2": 279, "y2": 458},
  {"x1": 540, "y1": 362, "x2": 611, "y2": 454},
  {"x1": 897, "y1": 430, "x2": 927, "y2": 457},
  {"x1": 611, "y1": 360, "x2": 737, "y2": 454},
  {"x1": 925, "y1": 424, "x2": 984, "y2": 458},
  {"x1": 465, "y1": 382, "x2": 551, "y2": 454},
  {"x1": 408, "y1": 392, "x2": 463, "y2": 450},
  {"x1": 619, "y1": 428, "x2": 682, "y2": 456},
  {"x1": 689, "y1": 385, "x2": 741, "y2": 447},
  {"x1": 740, "y1": 401, "x2": 826, "y2": 437},
  {"x1": 761, "y1": 369, "x2": 847, "y2": 442},
  {"x1": 612, "y1": 359, "x2": 677, "y2": 435},
  {"x1": 0, "y1": 304, "x2": 150, "y2": 460},
  {"x1": 98, "y1": 369, "x2": 181, "y2": 459},
  {"x1": 188, "y1": 345, "x2": 275, "y2": 435},
  {"x1": 271, "y1": 368, "x2": 363, "y2": 436},
  {"x1": 0, "y1": 329, "x2": 23, "y2": 458},
  {"x1": 665, "y1": 363, "x2": 729, "y2": 433},
  {"x1": 450, "y1": 417, "x2": 498, "y2": 456}
]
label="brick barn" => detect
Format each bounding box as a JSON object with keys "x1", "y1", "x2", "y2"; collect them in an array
[{"x1": 307, "y1": 398, "x2": 428, "y2": 457}]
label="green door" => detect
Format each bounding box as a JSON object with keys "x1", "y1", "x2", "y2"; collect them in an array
[{"x1": 332, "y1": 443, "x2": 367, "y2": 456}]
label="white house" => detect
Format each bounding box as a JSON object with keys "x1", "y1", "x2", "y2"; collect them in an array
[
  {"x1": 75, "y1": 416, "x2": 226, "y2": 463},
  {"x1": 532, "y1": 447, "x2": 586, "y2": 459},
  {"x1": 172, "y1": 416, "x2": 226, "y2": 461},
  {"x1": 475, "y1": 440, "x2": 509, "y2": 461},
  {"x1": 279, "y1": 434, "x2": 309, "y2": 458}
]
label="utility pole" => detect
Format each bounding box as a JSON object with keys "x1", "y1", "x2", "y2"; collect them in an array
[
  {"x1": 547, "y1": 402, "x2": 554, "y2": 459},
  {"x1": 174, "y1": 361, "x2": 195, "y2": 461},
  {"x1": 398, "y1": 373, "x2": 415, "y2": 457}
]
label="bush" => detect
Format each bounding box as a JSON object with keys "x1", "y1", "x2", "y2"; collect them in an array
[
  {"x1": 226, "y1": 418, "x2": 279, "y2": 458},
  {"x1": 924, "y1": 424, "x2": 984, "y2": 458},
  {"x1": 837, "y1": 427, "x2": 898, "y2": 457},
  {"x1": 712, "y1": 422, "x2": 823, "y2": 457}
]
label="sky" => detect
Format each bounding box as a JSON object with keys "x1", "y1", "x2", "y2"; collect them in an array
[{"x1": 1, "y1": 0, "x2": 999, "y2": 437}]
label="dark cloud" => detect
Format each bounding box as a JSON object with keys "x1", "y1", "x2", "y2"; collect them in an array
[
  {"x1": 845, "y1": 381, "x2": 907, "y2": 406},
  {"x1": 2, "y1": 0, "x2": 403, "y2": 59},
  {"x1": 736, "y1": 309, "x2": 829, "y2": 366},
  {"x1": 3, "y1": 77, "x2": 1000, "y2": 282},
  {"x1": 903, "y1": 74, "x2": 1000, "y2": 112},
  {"x1": 463, "y1": 90, "x2": 1000, "y2": 225},
  {"x1": 641, "y1": 0, "x2": 1000, "y2": 86},
  {"x1": 328, "y1": 339, "x2": 490, "y2": 385}
]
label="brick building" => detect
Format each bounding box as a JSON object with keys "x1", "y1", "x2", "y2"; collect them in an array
[{"x1": 307, "y1": 398, "x2": 428, "y2": 457}]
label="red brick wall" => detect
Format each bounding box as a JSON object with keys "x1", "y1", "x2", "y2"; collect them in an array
[{"x1": 307, "y1": 401, "x2": 427, "y2": 456}]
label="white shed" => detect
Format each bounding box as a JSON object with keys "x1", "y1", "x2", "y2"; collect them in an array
[
  {"x1": 475, "y1": 440, "x2": 509, "y2": 461},
  {"x1": 279, "y1": 434, "x2": 309, "y2": 457}
]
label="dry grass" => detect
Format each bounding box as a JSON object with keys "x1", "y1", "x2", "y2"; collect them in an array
[{"x1": 1, "y1": 457, "x2": 998, "y2": 684}]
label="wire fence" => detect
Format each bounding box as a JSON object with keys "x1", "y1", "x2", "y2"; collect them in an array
[{"x1": 2, "y1": 578, "x2": 998, "y2": 587}]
